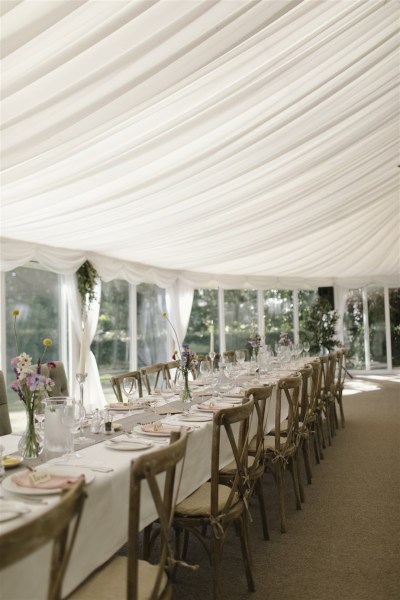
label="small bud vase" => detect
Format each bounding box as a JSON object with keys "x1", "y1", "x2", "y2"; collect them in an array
[
  {"x1": 180, "y1": 370, "x2": 192, "y2": 403},
  {"x1": 18, "y1": 403, "x2": 42, "y2": 459}
]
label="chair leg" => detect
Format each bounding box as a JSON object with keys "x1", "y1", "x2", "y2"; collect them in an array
[
  {"x1": 317, "y1": 411, "x2": 326, "y2": 451},
  {"x1": 295, "y1": 450, "x2": 305, "y2": 503},
  {"x1": 275, "y1": 463, "x2": 288, "y2": 533},
  {"x1": 255, "y1": 476, "x2": 269, "y2": 540},
  {"x1": 210, "y1": 534, "x2": 224, "y2": 600},
  {"x1": 237, "y1": 514, "x2": 256, "y2": 592},
  {"x1": 338, "y1": 392, "x2": 346, "y2": 427},
  {"x1": 302, "y1": 437, "x2": 313, "y2": 484},
  {"x1": 288, "y1": 456, "x2": 302, "y2": 511},
  {"x1": 324, "y1": 402, "x2": 332, "y2": 446}
]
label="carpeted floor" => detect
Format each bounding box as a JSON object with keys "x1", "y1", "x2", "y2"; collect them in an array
[{"x1": 166, "y1": 376, "x2": 400, "y2": 600}]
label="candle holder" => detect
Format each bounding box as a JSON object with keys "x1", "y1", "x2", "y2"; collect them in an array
[{"x1": 75, "y1": 373, "x2": 91, "y2": 444}]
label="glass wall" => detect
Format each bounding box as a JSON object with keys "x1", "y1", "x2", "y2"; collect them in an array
[
  {"x1": 185, "y1": 288, "x2": 219, "y2": 356},
  {"x1": 264, "y1": 289, "x2": 293, "y2": 348},
  {"x1": 367, "y1": 286, "x2": 387, "y2": 370},
  {"x1": 224, "y1": 289, "x2": 258, "y2": 351},
  {"x1": 93, "y1": 279, "x2": 130, "y2": 401},
  {"x1": 137, "y1": 283, "x2": 167, "y2": 367},
  {"x1": 5, "y1": 266, "x2": 62, "y2": 425},
  {"x1": 298, "y1": 290, "x2": 318, "y2": 343}
]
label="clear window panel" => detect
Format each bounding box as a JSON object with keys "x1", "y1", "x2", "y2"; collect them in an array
[
  {"x1": 298, "y1": 289, "x2": 318, "y2": 343},
  {"x1": 343, "y1": 289, "x2": 365, "y2": 369},
  {"x1": 137, "y1": 283, "x2": 167, "y2": 368},
  {"x1": 225, "y1": 289, "x2": 258, "y2": 352},
  {"x1": 93, "y1": 279, "x2": 130, "y2": 402},
  {"x1": 264, "y1": 289, "x2": 294, "y2": 349},
  {"x1": 185, "y1": 289, "x2": 219, "y2": 356},
  {"x1": 5, "y1": 266, "x2": 61, "y2": 429},
  {"x1": 367, "y1": 286, "x2": 386, "y2": 369},
  {"x1": 389, "y1": 288, "x2": 400, "y2": 368}
]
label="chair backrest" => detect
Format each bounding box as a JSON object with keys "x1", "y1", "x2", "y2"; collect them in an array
[
  {"x1": 0, "y1": 370, "x2": 12, "y2": 435},
  {"x1": 223, "y1": 351, "x2": 236, "y2": 363},
  {"x1": 318, "y1": 352, "x2": 337, "y2": 404},
  {"x1": 210, "y1": 400, "x2": 255, "y2": 518},
  {"x1": 245, "y1": 385, "x2": 273, "y2": 467},
  {"x1": 273, "y1": 374, "x2": 302, "y2": 455},
  {"x1": 163, "y1": 360, "x2": 180, "y2": 384},
  {"x1": 335, "y1": 348, "x2": 346, "y2": 391},
  {"x1": 307, "y1": 359, "x2": 322, "y2": 416},
  {"x1": 297, "y1": 364, "x2": 314, "y2": 426},
  {"x1": 110, "y1": 370, "x2": 143, "y2": 402},
  {"x1": 127, "y1": 430, "x2": 188, "y2": 600},
  {"x1": 0, "y1": 479, "x2": 86, "y2": 599},
  {"x1": 40, "y1": 361, "x2": 69, "y2": 397},
  {"x1": 141, "y1": 363, "x2": 171, "y2": 395}
]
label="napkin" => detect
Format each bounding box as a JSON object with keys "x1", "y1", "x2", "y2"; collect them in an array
[
  {"x1": 195, "y1": 402, "x2": 234, "y2": 412},
  {"x1": 13, "y1": 472, "x2": 84, "y2": 489},
  {"x1": 141, "y1": 423, "x2": 182, "y2": 434}
]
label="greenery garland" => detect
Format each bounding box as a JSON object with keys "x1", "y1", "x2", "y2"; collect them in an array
[
  {"x1": 77, "y1": 260, "x2": 98, "y2": 312},
  {"x1": 303, "y1": 296, "x2": 341, "y2": 354}
]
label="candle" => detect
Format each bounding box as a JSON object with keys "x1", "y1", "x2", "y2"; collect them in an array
[
  {"x1": 210, "y1": 321, "x2": 214, "y2": 354},
  {"x1": 79, "y1": 326, "x2": 86, "y2": 374}
]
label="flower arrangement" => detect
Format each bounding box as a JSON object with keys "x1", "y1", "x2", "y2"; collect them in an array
[
  {"x1": 162, "y1": 312, "x2": 198, "y2": 401},
  {"x1": 248, "y1": 333, "x2": 262, "y2": 357},
  {"x1": 77, "y1": 260, "x2": 98, "y2": 315},
  {"x1": 11, "y1": 309, "x2": 55, "y2": 458},
  {"x1": 278, "y1": 332, "x2": 292, "y2": 346}
]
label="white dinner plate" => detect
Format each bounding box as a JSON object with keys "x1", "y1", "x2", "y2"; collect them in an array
[
  {"x1": 177, "y1": 414, "x2": 213, "y2": 422},
  {"x1": 192, "y1": 402, "x2": 235, "y2": 413},
  {"x1": 105, "y1": 439, "x2": 153, "y2": 451},
  {"x1": 2, "y1": 466, "x2": 95, "y2": 496},
  {"x1": 0, "y1": 500, "x2": 31, "y2": 523},
  {"x1": 133, "y1": 424, "x2": 193, "y2": 437}
]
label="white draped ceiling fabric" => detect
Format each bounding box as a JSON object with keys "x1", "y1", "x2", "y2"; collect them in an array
[{"x1": 0, "y1": 0, "x2": 399, "y2": 292}]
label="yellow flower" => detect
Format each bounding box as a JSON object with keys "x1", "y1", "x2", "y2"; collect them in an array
[
  {"x1": 12, "y1": 309, "x2": 20, "y2": 316},
  {"x1": 42, "y1": 338, "x2": 53, "y2": 347},
  {"x1": 162, "y1": 311, "x2": 167, "y2": 317}
]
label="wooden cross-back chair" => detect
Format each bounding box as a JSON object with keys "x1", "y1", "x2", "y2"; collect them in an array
[
  {"x1": 296, "y1": 364, "x2": 314, "y2": 499},
  {"x1": 238, "y1": 385, "x2": 274, "y2": 540},
  {"x1": 1, "y1": 479, "x2": 86, "y2": 600},
  {"x1": 110, "y1": 370, "x2": 143, "y2": 402},
  {"x1": 173, "y1": 400, "x2": 256, "y2": 600},
  {"x1": 70, "y1": 430, "x2": 188, "y2": 600},
  {"x1": 333, "y1": 348, "x2": 347, "y2": 428},
  {"x1": 318, "y1": 353, "x2": 337, "y2": 445},
  {"x1": 264, "y1": 374, "x2": 303, "y2": 533},
  {"x1": 141, "y1": 363, "x2": 174, "y2": 395},
  {"x1": 306, "y1": 359, "x2": 324, "y2": 464}
]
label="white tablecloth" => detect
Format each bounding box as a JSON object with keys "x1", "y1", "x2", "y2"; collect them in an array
[{"x1": 0, "y1": 383, "x2": 286, "y2": 599}]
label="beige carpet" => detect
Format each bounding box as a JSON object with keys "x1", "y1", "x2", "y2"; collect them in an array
[{"x1": 169, "y1": 376, "x2": 400, "y2": 600}]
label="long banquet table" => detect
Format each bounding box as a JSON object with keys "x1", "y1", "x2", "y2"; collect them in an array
[{"x1": 0, "y1": 369, "x2": 300, "y2": 599}]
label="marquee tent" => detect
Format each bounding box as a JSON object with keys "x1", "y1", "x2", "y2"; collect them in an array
[{"x1": 1, "y1": 0, "x2": 399, "y2": 291}]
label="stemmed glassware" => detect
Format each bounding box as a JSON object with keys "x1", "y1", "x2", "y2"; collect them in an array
[
  {"x1": 122, "y1": 377, "x2": 139, "y2": 414},
  {"x1": 34, "y1": 399, "x2": 46, "y2": 434},
  {"x1": 303, "y1": 341, "x2": 310, "y2": 356},
  {"x1": 199, "y1": 360, "x2": 212, "y2": 383},
  {"x1": 62, "y1": 399, "x2": 85, "y2": 459},
  {"x1": 160, "y1": 379, "x2": 176, "y2": 403}
]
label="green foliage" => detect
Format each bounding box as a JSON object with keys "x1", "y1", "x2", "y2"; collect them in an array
[
  {"x1": 77, "y1": 261, "x2": 98, "y2": 312},
  {"x1": 303, "y1": 296, "x2": 341, "y2": 354}
]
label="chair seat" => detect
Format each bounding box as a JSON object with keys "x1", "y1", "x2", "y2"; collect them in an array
[
  {"x1": 175, "y1": 481, "x2": 238, "y2": 516},
  {"x1": 70, "y1": 555, "x2": 169, "y2": 600},
  {"x1": 220, "y1": 455, "x2": 256, "y2": 474}
]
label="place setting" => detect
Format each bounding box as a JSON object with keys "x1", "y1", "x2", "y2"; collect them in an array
[{"x1": 1, "y1": 465, "x2": 95, "y2": 497}]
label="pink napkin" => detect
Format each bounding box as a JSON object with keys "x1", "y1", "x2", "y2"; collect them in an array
[
  {"x1": 13, "y1": 472, "x2": 84, "y2": 489},
  {"x1": 141, "y1": 423, "x2": 180, "y2": 434},
  {"x1": 109, "y1": 402, "x2": 128, "y2": 408},
  {"x1": 195, "y1": 402, "x2": 234, "y2": 412}
]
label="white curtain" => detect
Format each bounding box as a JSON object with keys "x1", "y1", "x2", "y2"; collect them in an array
[
  {"x1": 165, "y1": 279, "x2": 195, "y2": 353},
  {"x1": 65, "y1": 274, "x2": 105, "y2": 410},
  {"x1": 334, "y1": 286, "x2": 350, "y2": 345}
]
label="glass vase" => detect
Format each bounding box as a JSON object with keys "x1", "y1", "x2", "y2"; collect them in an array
[
  {"x1": 18, "y1": 404, "x2": 43, "y2": 460},
  {"x1": 180, "y1": 371, "x2": 192, "y2": 403}
]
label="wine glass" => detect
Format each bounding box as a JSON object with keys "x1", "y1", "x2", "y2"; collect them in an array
[
  {"x1": 303, "y1": 341, "x2": 310, "y2": 357},
  {"x1": 235, "y1": 350, "x2": 246, "y2": 366},
  {"x1": 160, "y1": 378, "x2": 176, "y2": 403},
  {"x1": 199, "y1": 360, "x2": 212, "y2": 383},
  {"x1": 34, "y1": 398, "x2": 46, "y2": 433},
  {"x1": 62, "y1": 400, "x2": 85, "y2": 459},
  {"x1": 122, "y1": 377, "x2": 139, "y2": 414}
]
